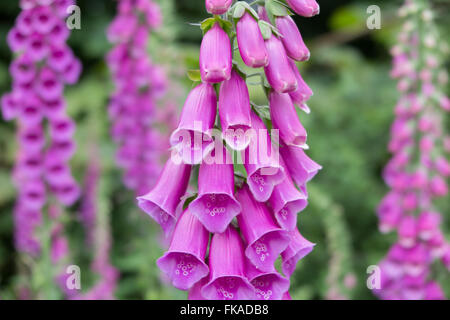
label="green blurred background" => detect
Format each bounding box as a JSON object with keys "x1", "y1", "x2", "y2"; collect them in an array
[{"x1": 0, "y1": 0, "x2": 448, "y2": 299}]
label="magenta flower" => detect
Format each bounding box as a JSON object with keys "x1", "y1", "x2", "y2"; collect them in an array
[
  {"x1": 202, "y1": 226, "x2": 255, "y2": 300},
  {"x1": 170, "y1": 83, "x2": 217, "y2": 164},
  {"x1": 269, "y1": 160, "x2": 308, "y2": 231},
  {"x1": 36, "y1": 67, "x2": 63, "y2": 101},
  {"x1": 269, "y1": 90, "x2": 307, "y2": 147},
  {"x1": 157, "y1": 210, "x2": 210, "y2": 291},
  {"x1": 32, "y1": 6, "x2": 57, "y2": 34},
  {"x1": 49, "y1": 138, "x2": 76, "y2": 161},
  {"x1": 289, "y1": 59, "x2": 314, "y2": 110},
  {"x1": 2, "y1": 0, "x2": 82, "y2": 260},
  {"x1": 236, "y1": 12, "x2": 269, "y2": 68},
  {"x1": 7, "y1": 27, "x2": 28, "y2": 53},
  {"x1": 205, "y1": 0, "x2": 232, "y2": 15},
  {"x1": 189, "y1": 147, "x2": 241, "y2": 233},
  {"x1": 280, "y1": 144, "x2": 322, "y2": 187},
  {"x1": 264, "y1": 34, "x2": 297, "y2": 93},
  {"x1": 20, "y1": 180, "x2": 46, "y2": 210},
  {"x1": 17, "y1": 152, "x2": 43, "y2": 179},
  {"x1": 403, "y1": 244, "x2": 429, "y2": 276},
  {"x1": 1, "y1": 93, "x2": 20, "y2": 120},
  {"x1": 52, "y1": 175, "x2": 80, "y2": 206},
  {"x1": 19, "y1": 124, "x2": 45, "y2": 152},
  {"x1": 425, "y1": 282, "x2": 445, "y2": 300},
  {"x1": 417, "y1": 211, "x2": 441, "y2": 241},
  {"x1": 188, "y1": 277, "x2": 209, "y2": 300},
  {"x1": 281, "y1": 228, "x2": 315, "y2": 278},
  {"x1": 10, "y1": 54, "x2": 36, "y2": 83},
  {"x1": 245, "y1": 260, "x2": 290, "y2": 300},
  {"x1": 375, "y1": 0, "x2": 449, "y2": 300},
  {"x1": 429, "y1": 176, "x2": 448, "y2": 197},
  {"x1": 135, "y1": 0, "x2": 322, "y2": 300},
  {"x1": 137, "y1": 158, "x2": 192, "y2": 235},
  {"x1": 236, "y1": 185, "x2": 290, "y2": 272},
  {"x1": 282, "y1": 292, "x2": 292, "y2": 300},
  {"x1": 398, "y1": 216, "x2": 418, "y2": 248},
  {"x1": 285, "y1": 0, "x2": 320, "y2": 17},
  {"x1": 49, "y1": 115, "x2": 75, "y2": 141},
  {"x1": 48, "y1": 45, "x2": 73, "y2": 72},
  {"x1": 200, "y1": 23, "x2": 232, "y2": 83},
  {"x1": 276, "y1": 15, "x2": 310, "y2": 61},
  {"x1": 219, "y1": 70, "x2": 252, "y2": 151},
  {"x1": 243, "y1": 112, "x2": 285, "y2": 202},
  {"x1": 106, "y1": 0, "x2": 168, "y2": 195}
]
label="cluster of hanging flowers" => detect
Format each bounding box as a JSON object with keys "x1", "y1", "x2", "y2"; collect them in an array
[
  {"x1": 74, "y1": 158, "x2": 118, "y2": 300},
  {"x1": 374, "y1": 0, "x2": 450, "y2": 300},
  {"x1": 106, "y1": 0, "x2": 169, "y2": 196},
  {"x1": 138, "y1": 0, "x2": 321, "y2": 300},
  {"x1": 1, "y1": 0, "x2": 81, "y2": 256}
]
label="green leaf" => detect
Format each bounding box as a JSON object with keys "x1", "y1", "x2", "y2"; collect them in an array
[
  {"x1": 233, "y1": 2, "x2": 246, "y2": 19},
  {"x1": 182, "y1": 194, "x2": 198, "y2": 210},
  {"x1": 187, "y1": 69, "x2": 201, "y2": 82},
  {"x1": 266, "y1": 0, "x2": 290, "y2": 17},
  {"x1": 259, "y1": 20, "x2": 273, "y2": 40},
  {"x1": 253, "y1": 104, "x2": 271, "y2": 121},
  {"x1": 200, "y1": 17, "x2": 216, "y2": 33},
  {"x1": 218, "y1": 18, "x2": 233, "y2": 34}
]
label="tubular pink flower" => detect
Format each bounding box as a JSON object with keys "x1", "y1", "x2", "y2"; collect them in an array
[
  {"x1": 205, "y1": 0, "x2": 232, "y2": 15},
  {"x1": 20, "y1": 180, "x2": 46, "y2": 210},
  {"x1": 48, "y1": 138, "x2": 76, "y2": 161},
  {"x1": 429, "y1": 176, "x2": 448, "y2": 197},
  {"x1": 236, "y1": 185, "x2": 290, "y2": 272},
  {"x1": 52, "y1": 175, "x2": 80, "y2": 206},
  {"x1": 157, "y1": 210, "x2": 210, "y2": 291},
  {"x1": 200, "y1": 23, "x2": 232, "y2": 83},
  {"x1": 281, "y1": 228, "x2": 315, "y2": 278},
  {"x1": 1, "y1": 93, "x2": 20, "y2": 120},
  {"x1": 219, "y1": 70, "x2": 252, "y2": 151},
  {"x1": 425, "y1": 282, "x2": 445, "y2": 300},
  {"x1": 137, "y1": 158, "x2": 192, "y2": 235},
  {"x1": 202, "y1": 226, "x2": 255, "y2": 300},
  {"x1": 10, "y1": 54, "x2": 36, "y2": 83},
  {"x1": 19, "y1": 124, "x2": 45, "y2": 152},
  {"x1": 48, "y1": 45, "x2": 73, "y2": 72},
  {"x1": 282, "y1": 292, "x2": 292, "y2": 300},
  {"x1": 269, "y1": 160, "x2": 308, "y2": 231},
  {"x1": 170, "y1": 83, "x2": 217, "y2": 164},
  {"x1": 403, "y1": 244, "x2": 429, "y2": 276},
  {"x1": 245, "y1": 260, "x2": 290, "y2": 300},
  {"x1": 289, "y1": 59, "x2": 314, "y2": 110},
  {"x1": 269, "y1": 90, "x2": 307, "y2": 148},
  {"x1": 7, "y1": 27, "x2": 28, "y2": 53},
  {"x1": 49, "y1": 115, "x2": 75, "y2": 141},
  {"x1": 32, "y1": 6, "x2": 57, "y2": 34},
  {"x1": 36, "y1": 67, "x2": 63, "y2": 101},
  {"x1": 276, "y1": 15, "x2": 310, "y2": 61},
  {"x1": 17, "y1": 152, "x2": 43, "y2": 179},
  {"x1": 242, "y1": 112, "x2": 285, "y2": 202},
  {"x1": 264, "y1": 34, "x2": 297, "y2": 93},
  {"x1": 280, "y1": 144, "x2": 322, "y2": 187},
  {"x1": 189, "y1": 147, "x2": 241, "y2": 233},
  {"x1": 417, "y1": 211, "x2": 441, "y2": 241},
  {"x1": 188, "y1": 277, "x2": 208, "y2": 300},
  {"x1": 285, "y1": 0, "x2": 320, "y2": 17},
  {"x1": 398, "y1": 216, "x2": 418, "y2": 248},
  {"x1": 20, "y1": 95, "x2": 43, "y2": 126},
  {"x1": 377, "y1": 192, "x2": 403, "y2": 233},
  {"x1": 236, "y1": 12, "x2": 269, "y2": 68},
  {"x1": 2, "y1": 0, "x2": 82, "y2": 258}
]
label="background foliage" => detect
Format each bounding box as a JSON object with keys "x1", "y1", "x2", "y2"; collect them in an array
[{"x1": 0, "y1": 0, "x2": 448, "y2": 299}]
